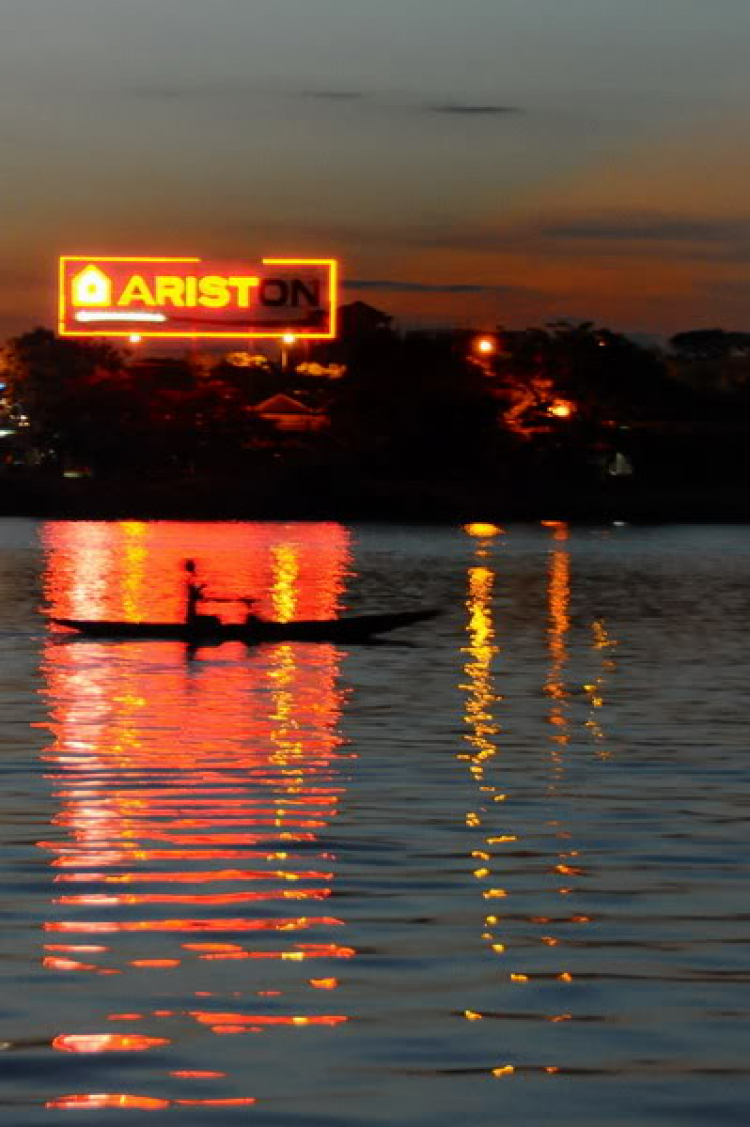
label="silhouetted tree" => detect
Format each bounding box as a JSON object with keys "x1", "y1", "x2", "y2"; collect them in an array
[
  {"x1": 668, "y1": 329, "x2": 750, "y2": 404},
  {"x1": 670, "y1": 329, "x2": 750, "y2": 362},
  {"x1": 491, "y1": 321, "x2": 676, "y2": 432},
  {"x1": 330, "y1": 334, "x2": 500, "y2": 474},
  {"x1": 0, "y1": 327, "x2": 126, "y2": 465}
]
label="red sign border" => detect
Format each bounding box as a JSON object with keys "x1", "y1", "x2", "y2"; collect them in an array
[{"x1": 58, "y1": 256, "x2": 339, "y2": 341}]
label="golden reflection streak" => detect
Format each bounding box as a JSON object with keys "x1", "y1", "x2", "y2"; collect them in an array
[
  {"x1": 544, "y1": 521, "x2": 571, "y2": 748},
  {"x1": 583, "y1": 617, "x2": 619, "y2": 759},
  {"x1": 121, "y1": 523, "x2": 148, "y2": 620},
  {"x1": 462, "y1": 566, "x2": 500, "y2": 762},
  {"x1": 271, "y1": 543, "x2": 299, "y2": 623},
  {"x1": 540, "y1": 522, "x2": 593, "y2": 1006},
  {"x1": 459, "y1": 525, "x2": 515, "y2": 967},
  {"x1": 461, "y1": 523, "x2": 592, "y2": 1027}
]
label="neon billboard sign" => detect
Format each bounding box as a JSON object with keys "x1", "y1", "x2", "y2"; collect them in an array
[{"x1": 58, "y1": 256, "x2": 338, "y2": 340}]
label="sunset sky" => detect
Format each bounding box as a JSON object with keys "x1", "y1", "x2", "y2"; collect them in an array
[{"x1": 3, "y1": 0, "x2": 750, "y2": 339}]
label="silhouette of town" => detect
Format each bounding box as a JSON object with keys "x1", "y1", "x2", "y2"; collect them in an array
[{"x1": 1, "y1": 302, "x2": 750, "y2": 521}]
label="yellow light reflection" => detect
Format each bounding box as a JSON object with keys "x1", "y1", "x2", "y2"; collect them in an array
[
  {"x1": 545, "y1": 521, "x2": 571, "y2": 734},
  {"x1": 271, "y1": 543, "x2": 299, "y2": 623},
  {"x1": 464, "y1": 523, "x2": 504, "y2": 539},
  {"x1": 584, "y1": 617, "x2": 619, "y2": 759},
  {"x1": 459, "y1": 525, "x2": 517, "y2": 980},
  {"x1": 120, "y1": 523, "x2": 148, "y2": 620},
  {"x1": 462, "y1": 566, "x2": 500, "y2": 761}
]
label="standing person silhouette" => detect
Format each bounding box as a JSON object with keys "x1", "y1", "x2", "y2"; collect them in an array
[{"x1": 183, "y1": 559, "x2": 207, "y2": 630}]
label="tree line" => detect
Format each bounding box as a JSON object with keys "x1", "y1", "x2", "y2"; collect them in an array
[{"x1": 1, "y1": 320, "x2": 749, "y2": 487}]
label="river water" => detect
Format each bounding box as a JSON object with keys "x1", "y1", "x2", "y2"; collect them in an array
[{"x1": 0, "y1": 519, "x2": 747, "y2": 1125}]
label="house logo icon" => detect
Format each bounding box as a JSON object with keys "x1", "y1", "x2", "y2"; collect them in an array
[{"x1": 72, "y1": 265, "x2": 112, "y2": 307}]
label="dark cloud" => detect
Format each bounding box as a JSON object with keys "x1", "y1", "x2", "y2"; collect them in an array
[
  {"x1": 345, "y1": 278, "x2": 534, "y2": 295},
  {"x1": 380, "y1": 226, "x2": 514, "y2": 254},
  {"x1": 426, "y1": 103, "x2": 522, "y2": 116},
  {"x1": 125, "y1": 86, "x2": 520, "y2": 117},
  {"x1": 542, "y1": 214, "x2": 750, "y2": 243},
  {"x1": 299, "y1": 90, "x2": 368, "y2": 101},
  {"x1": 119, "y1": 84, "x2": 525, "y2": 126}
]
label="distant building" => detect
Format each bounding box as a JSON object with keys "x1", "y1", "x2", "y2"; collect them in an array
[
  {"x1": 250, "y1": 393, "x2": 328, "y2": 434},
  {"x1": 338, "y1": 301, "x2": 393, "y2": 339}
]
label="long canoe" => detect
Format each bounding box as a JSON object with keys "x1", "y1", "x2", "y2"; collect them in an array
[{"x1": 50, "y1": 608, "x2": 440, "y2": 645}]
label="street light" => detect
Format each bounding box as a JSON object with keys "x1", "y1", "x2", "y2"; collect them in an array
[
  {"x1": 281, "y1": 332, "x2": 297, "y2": 372},
  {"x1": 474, "y1": 336, "x2": 495, "y2": 356}
]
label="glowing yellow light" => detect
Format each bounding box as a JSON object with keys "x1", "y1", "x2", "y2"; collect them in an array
[
  {"x1": 510, "y1": 973, "x2": 529, "y2": 982},
  {"x1": 549, "y1": 401, "x2": 574, "y2": 418},
  {"x1": 72, "y1": 265, "x2": 112, "y2": 307},
  {"x1": 282, "y1": 333, "x2": 297, "y2": 345},
  {"x1": 475, "y1": 337, "x2": 495, "y2": 355},
  {"x1": 465, "y1": 523, "x2": 503, "y2": 538},
  {"x1": 492, "y1": 1065, "x2": 516, "y2": 1077},
  {"x1": 464, "y1": 1010, "x2": 483, "y2": 1021},
  {"x1": 128, "y1": 334, "x2": 142, "y2": 344}
]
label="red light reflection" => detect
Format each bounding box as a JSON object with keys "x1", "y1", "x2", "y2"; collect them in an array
[
  {"x1": 39, "y1": 521, "x2": 356, "y2": 1104},
  {"x1": 53, "y1": 1034, "x2": 168, "y2": 1053},
  {"x1": 47, "y1": 1094, "x2": 171, "y2": 1110},
  {"x1": 191, "y1": 1011, "x2": 347, "y2": 1028},
  {"x1": 46, "y1": 1094, "x2": 256, "y2": 1109}
]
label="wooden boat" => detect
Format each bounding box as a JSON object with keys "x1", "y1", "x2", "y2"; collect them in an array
[{"x1": 50, "y1": 608, "x2": 440, "y2": 645}]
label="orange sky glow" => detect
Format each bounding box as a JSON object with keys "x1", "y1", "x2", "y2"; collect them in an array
[{"x1": 3, "y1": 0, "x2": 750, "y2": 339}]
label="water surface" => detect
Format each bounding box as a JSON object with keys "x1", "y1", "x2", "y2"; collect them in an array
[{"x1": 0, "y1": 519, "x2": 747, "y2": 1124}]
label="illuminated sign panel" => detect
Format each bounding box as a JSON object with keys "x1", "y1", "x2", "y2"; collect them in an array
[{"x1": 58, "y1": 256, "x2": 338, "y2": 340}]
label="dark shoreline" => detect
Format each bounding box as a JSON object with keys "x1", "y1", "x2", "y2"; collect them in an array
[{"x1": 1, "y1": 472, "x2": 749, "y2": 524}]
